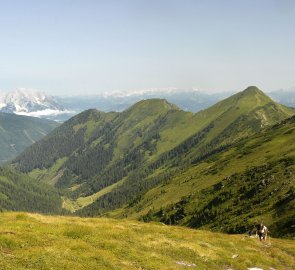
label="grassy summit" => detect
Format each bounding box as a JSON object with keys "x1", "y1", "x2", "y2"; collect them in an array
[{"x1": 0, "y1": 212, "x2": 294, "y2": 270}]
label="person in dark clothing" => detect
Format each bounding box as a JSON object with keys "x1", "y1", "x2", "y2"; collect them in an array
[{"x1": 256, "y1": 222, "x2": 268, "y2": 241}]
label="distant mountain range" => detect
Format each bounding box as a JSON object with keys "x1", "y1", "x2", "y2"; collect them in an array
[
  {"x1": 57, "y1": 88, "x2": 229, "y2": 115},
  {"x1": 59, "y1": 87, "x2": 295, "y2": 115},
  {"x1": 12, "y1": 86, "x2": 295, "y2": 237},
  {"x1": 1, "y1": 87, "x2": 295, "y2": 121},
  {"x1": 269, "y1": 87, "x2": 295, "y2": 108}
]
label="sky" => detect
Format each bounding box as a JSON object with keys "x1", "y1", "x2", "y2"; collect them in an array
[{"x1": 0, "y1": 0, "x2": 294, "y2": 95}]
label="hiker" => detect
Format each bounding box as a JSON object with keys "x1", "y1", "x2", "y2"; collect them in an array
[{"x1": 256, "y1": 223, "x2": 268, "y2": 241}]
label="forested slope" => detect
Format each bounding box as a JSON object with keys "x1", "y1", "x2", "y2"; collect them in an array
[
  {"x1": 118, "y1": 116, "x2": 295, "y2": 238},
  {"x1": 0, "y1": 113, "x2": 59, "y2": 163},
  {"x1": 13, "y1": 100, "x2": 199, "y2": 203},
  {"x1": 0, "y1": 166, "x2": 63, "y2": 213}
]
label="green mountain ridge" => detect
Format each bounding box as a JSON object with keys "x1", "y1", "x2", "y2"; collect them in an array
[
  {"x1": 74, "y1": 86, "x2": 295, "y2": 217},
  {"x1": 11, "y1": 87, "x2": 295, "y2": 237},
  {"x1": 0, "y1": 113, "x2": 60, "y2": 163}
]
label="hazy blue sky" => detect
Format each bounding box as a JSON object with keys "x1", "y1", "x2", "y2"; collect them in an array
[{"x1": 0, "y1": 0, "x2": 294, "y2": 95}]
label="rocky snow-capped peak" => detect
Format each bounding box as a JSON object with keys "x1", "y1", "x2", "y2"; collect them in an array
[{"x1": 0, "y1": 88, "x2": 67, "y2": 117}]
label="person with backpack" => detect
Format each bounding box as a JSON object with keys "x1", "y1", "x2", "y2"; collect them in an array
[{"x1": 256, "y1": 222, "x2": 268, "y2": 241}]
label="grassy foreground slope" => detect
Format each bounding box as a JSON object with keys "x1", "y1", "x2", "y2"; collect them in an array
[{"x1": 0, "y1": 212, "x2": 294, "y2": 270}]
